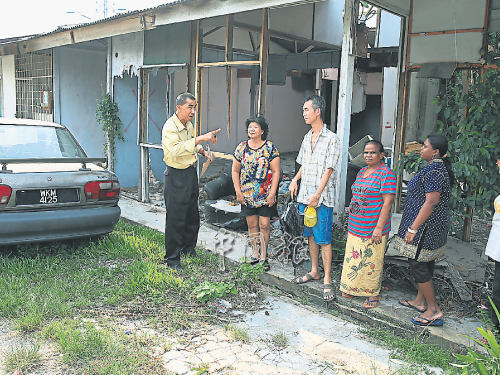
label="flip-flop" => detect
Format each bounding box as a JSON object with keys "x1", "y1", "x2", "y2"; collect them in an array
[
  {"x1": 259, "y1": 259, "x2": 270, "y2": 272},
  {"x1": 411, "y1": 316, "x2": 444, "y2": 326},
  {"x1": 249, "y1": 256, "x2": 259, "y2": 264},
  {"x1": 398, "y1": 299, "x2": 427, "y2": 313},
  {"x1": 363, "y1": 296, "x2": 381, "y2": 309},
  {"x1": 323, "y1": 284, "x2": 335, "y2": 301},
  {"x1": 341, "y1": 292, "x2": 355, "y2": 298}
]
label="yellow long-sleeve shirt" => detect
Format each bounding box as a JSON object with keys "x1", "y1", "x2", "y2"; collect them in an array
[{"x1": 161, "y1": 114, "x2": 202, "y2": 169}]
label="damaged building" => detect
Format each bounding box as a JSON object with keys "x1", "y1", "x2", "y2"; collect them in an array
[{"x1": 0, "y1": 0, "x2": 499, "y2": 214}]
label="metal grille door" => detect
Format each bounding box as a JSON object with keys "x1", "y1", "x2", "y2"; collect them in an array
[{"x1": 15, "y1": 50, "x2": 53, "y2": 121}]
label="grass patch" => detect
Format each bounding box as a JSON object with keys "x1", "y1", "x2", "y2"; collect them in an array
[
  {"x1": 223, "y1": 324, "x2": 250, "y2": 343},
  {"x1": 1, "y1": 342, "x2": 42, "y2": 374},
  {"x1": 363, "y1": 327, "x2": 461, "y2": 374},
  {"x1": 271, "y1": 331, "x2": 288, "y2": 349},
  {"x1": 0, "y1": 220, "x2": 226, "y2": 332},
  {"x1": 41, "y1": 318, "x2": 166, "y2": 374}
]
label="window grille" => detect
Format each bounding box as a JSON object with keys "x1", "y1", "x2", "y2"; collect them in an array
[{"x1": 15, "y1": 50, "x2": 53, "y2": 121}]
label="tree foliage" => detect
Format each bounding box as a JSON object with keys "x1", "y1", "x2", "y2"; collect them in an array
[{"x1": 436, "y1": 68, "x2": 500, "y2": 237}]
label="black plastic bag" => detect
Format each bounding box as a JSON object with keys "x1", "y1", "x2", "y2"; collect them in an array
[{"x1": 278, "y1": 197, "x2": 307, "y2": 267}]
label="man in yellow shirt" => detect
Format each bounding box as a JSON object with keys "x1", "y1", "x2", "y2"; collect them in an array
[{"x1": 162, "y1": 92, "x2": 220, "y2": 270}]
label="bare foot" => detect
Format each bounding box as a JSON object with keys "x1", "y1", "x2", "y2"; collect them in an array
[{"x1": 404, "y1": 298, "x2": 426, "y2": 313}]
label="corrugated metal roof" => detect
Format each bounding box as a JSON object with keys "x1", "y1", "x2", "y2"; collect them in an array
[{"x1": 0, "y1": 0, "x2": 194, "y2": 44}]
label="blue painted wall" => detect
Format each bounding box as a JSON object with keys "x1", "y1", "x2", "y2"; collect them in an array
[
  {"x1": 53, "y1": 44, "x2": 107, "y2": 157},
  {"x1": 114, "y1": 74, "x2": 140, "y2": 187}
]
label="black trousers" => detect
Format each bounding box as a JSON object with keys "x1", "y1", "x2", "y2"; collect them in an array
[
  {"x1": 163, "y1": 165, "x2": 199, "y2": 266},
  {"x1": 492, "y1": 261, "x2": 500, "y2": 330}
]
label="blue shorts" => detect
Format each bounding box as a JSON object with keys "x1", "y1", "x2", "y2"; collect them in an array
[{"x1": 299, "y1": 203, "x2": 333, "y2": 245}]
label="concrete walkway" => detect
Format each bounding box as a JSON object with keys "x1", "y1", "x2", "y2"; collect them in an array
[{"x1": 119, "y1": 195, "x2": 484, "y2": 353}]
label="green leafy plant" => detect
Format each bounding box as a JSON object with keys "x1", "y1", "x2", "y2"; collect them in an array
[
  {"x1": 436, "y1": 68, "x2": 500, "y2": 239},
  {"x1": 233, "y1": 261, "x2": 264, "y2": 283},
  {"x1": 394, "y1": 150, "x2": 427, "y2": 177},
  {"x1": 222, "y1": 324, "x2": 250, "y2": 343},
  {"x1": 453, "y1": 297, "x2": 500, "y2": 374},
  {"x1": 96, "y1": 93, "x2": 124, "y2": 160},
  {"x1": 193, "y1": 281, "x2": 237, "y2": 303}
]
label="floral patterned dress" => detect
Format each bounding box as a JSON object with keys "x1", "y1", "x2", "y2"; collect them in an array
[
  {"x1": 233, "y1": 140, "x2": 279, "y2": 208},
  {"x1": 339, "y1": 164, "x2": 396, "y2": 297}
]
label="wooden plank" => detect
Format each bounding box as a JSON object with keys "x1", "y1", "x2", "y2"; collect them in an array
[
  {"x1": 226, "y1": 15, "x2": 234, "y2": 140},
  {"x1": 138, "y1": 69, "x2": 150, "y2": 203},
  {"x1": 197, "y1": 61, "x2": 261, "y2": 67},
  {"x1": 444, "y1": 261, "x2": 473, "y2": 301},
  {"x1": 258, "y1": 8, "x2": 269, "y2": 117},
  {"x1": 188, "y1": 20, "x2": 198, "y2": 94},
  {"x1": 233, "y1": 21, "x2": 341, "y2": 51},
  {"x1": 195, "y1": 20, "x2": 203, "y2": 138}
]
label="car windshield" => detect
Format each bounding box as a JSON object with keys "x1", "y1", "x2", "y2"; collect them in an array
[{"x1": 0, "y1": 125, "x2": 87, "y2": 159}]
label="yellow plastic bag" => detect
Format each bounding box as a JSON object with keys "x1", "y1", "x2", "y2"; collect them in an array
[{"x1": 304, "y1": 206, "x2": 317, "y2": 227}]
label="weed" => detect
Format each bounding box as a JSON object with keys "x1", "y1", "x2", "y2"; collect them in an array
[
  {"x1": 452, "y1": 297, "x2": 500, "y2": 374},
  {"x1": 271, "y1": 331, "x2": 289, "y2": 349},
  {"x1": 0, "y1": 343, "x2": 42, "y2": 373},
  {"x1": 41, "y1": 318, "x2": 165, "y2": 374},
  {"x1": 193, "y1": 281, "x2": 237, "y2": 303},
  {"x1": 190, "y1": 362, "x2": 209, "y2": 374},
  {"x1": 233, "y1": 261, "x2": 264, "y2": 283},
  {"x1": 223, "y1": 324, "x2": 250, "y2": 343},
  {"x1": 363, "y1": 327, "x2": 460, "y2": 374},
  {"x1": 330, "y1": 310, "x2": 340, "y2": 317},
  {"x1": 297, "y1": 297, "x2": 310, "y2": 305}
]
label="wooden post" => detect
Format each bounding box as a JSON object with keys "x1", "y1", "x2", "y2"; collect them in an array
[
  {"x1": 334, "y1": 0, "x2": 356, "y2": 213},
  {"x1": 138, "y1": 68, "x2": 149, "y2": 202},
  {"x1": 257, "y1": 8, "x2": 269, "y2": 117},
  {"x1": 194, "y1": 20, "x2": 203, "y2": 137},
  {"x1": 106, "y1": 37, "x2": 114, "y2": 172},
  {"x1": 226, "y1": 14, "x2": 234, "y2": 139},
  {"x1": 188, "y1": 21, "x2": 198, "y2": 94}
]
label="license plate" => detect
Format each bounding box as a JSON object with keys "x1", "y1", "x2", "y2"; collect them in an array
[{"x1": 39, "y1": 189, "x2": 58, "y2": 204}]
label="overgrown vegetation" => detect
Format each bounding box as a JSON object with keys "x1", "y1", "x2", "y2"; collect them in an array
[
  {"x1": 363, "y1": 327, "x2": 460, "y2": 374},
  {"x1": 0, "y1": 220, "x2": 265, "y2": 372},
  {"x1": 453, "y1": 297, "x2": 500, "y2": 374},
  {"x1": 223, "y1": 324, "x2": 250, "y2": 343},
  {"x1": 1, "y1": 343, "x2": 42, "y2": 374}
]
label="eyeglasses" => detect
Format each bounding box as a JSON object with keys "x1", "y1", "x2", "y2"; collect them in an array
[{"x1": 363, "y1": 151, "x2": 379, "y2": 155}]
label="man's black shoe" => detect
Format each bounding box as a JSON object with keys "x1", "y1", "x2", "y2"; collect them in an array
[{"x1": 169, "y1": 264, "x2": 183, "y2": 271}]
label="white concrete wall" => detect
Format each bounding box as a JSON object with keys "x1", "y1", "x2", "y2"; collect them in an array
[
  {"x1": 0, "y1": 55, "x2": 16, "y2": 118},
  {"x1": 111, "y1": 31, "x2": 144, "y2": 78}
]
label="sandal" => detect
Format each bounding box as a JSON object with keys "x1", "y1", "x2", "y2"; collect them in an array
[
  {"x1": 294, "y1": 273, "x2": 320, "y2": 284},
  {"x1": 363, "y1": 296, "x2": 381, "y2": 309},
  {"x1": 341, "y1": 292, "x2": 355, "y2": 298},
  {"x1": 249, "y1": 256, "x2": 259, "y2": 265},
  {"x1": 323, "y1": 284, "x2": 335, "y2": 301},
  {"x1": 259, "y1": 259, "x2": 270, "y2": 271}
]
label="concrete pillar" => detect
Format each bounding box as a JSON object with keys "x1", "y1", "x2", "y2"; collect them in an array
[
  {"x1": 1, "y1": 55, "x2": 16, "y2": 118},
  {"x1": 334, "y1": 0, "x2": 356, "y2": 213}
]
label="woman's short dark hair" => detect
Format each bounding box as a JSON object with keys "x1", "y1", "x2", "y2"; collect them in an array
[
  {"x1": 245, "y1": 116, "x2": 269, "y2": 140},
  {"x1": 364, "y1": 139, "x2": 384, "y2": 154},
  {"x1": 427, "y1": 133, "x2": 454, "y2": 185}
]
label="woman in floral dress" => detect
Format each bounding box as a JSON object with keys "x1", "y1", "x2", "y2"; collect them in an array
[
  {"x1": 340, "y1": 140, "x2": 396, "y2": 308},
  {"x1": 232, "y1": 116, "x2": 280, "y2": 271}
]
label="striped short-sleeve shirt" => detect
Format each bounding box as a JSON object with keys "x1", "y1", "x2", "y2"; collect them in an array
[{"x1": 348, "y1": 163, "x2": 397, "y2": 238}]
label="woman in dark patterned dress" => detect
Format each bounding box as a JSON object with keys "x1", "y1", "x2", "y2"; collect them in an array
[{"x1": 394, "y1": 134, "x2": 454, "y2": 326}]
